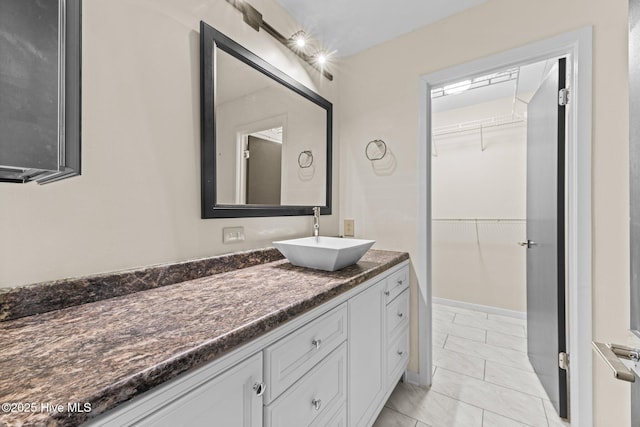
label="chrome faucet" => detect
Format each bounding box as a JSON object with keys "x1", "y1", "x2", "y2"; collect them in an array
[{"x1": 312, "y1": 207, "x2": 321, "y2": 237}]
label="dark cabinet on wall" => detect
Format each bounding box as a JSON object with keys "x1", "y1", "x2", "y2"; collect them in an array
[{"x1": 0, "y1": 0, "x2": 81, "y2": 184}]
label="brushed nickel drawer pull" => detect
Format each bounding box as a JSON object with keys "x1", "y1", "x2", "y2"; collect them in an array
[
  {"x1": 311, "y1": 339, "x2": 322, "y2": 350},
  {"x1": 253, "y1": 382, "x2": 266, "y2": 396},
  {"x1": 312, "y1": 398, "x2": 322, "y2": 411}
]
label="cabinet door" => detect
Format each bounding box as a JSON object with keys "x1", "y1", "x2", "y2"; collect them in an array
[
  {"x1": 135, "y1": 353, "x2": 263, "y2": 427},
  {"x1": 348, "y1": 279, "x2": 386, "y2": 427}
]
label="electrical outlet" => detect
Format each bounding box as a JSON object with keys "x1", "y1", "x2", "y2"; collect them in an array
[
  {"x1": 344, "y1": 219, "x2": 355, "y2": 237},
  {"x1": 223, "y1": 227, "x2": 245, "y2": 244}
]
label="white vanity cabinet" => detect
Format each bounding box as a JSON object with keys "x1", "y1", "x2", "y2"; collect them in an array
[
  {"x1": 86, "y1": 261, "x2": 410, "y2": 427},
  {"x1": 263, "y1": 305, "x2": 348, "y2": 403},
  {"x1": 385, "y1": 288, "x2": 410, "y2": 386},
  {"x1": 348, "y1": 266, "x2": 410, "y2": 427},
  {"x1": 263, "y1": 304, "x2": 348, "y2": 426},
  {"x1": 264, "y1": 342, "x2": 347, "y2": 427},
  {"x1": 348, "y1": 279, "x2": 386, "y2": 427}
]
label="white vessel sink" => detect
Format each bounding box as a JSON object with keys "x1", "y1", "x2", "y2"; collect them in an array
[{"x1": 272, "y1": 236, "x2": 376, "y2": 271}]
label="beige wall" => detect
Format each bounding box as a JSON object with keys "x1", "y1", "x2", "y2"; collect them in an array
[
  {"x1": 432, "y1": 97, "x2": 527, "y2": 312},
  {"x1": 0, "y1": 0, "x2": 339, "y2": 288},
  {"x1": 338, "y1": 0, "x2": 629, "y2": 425}
]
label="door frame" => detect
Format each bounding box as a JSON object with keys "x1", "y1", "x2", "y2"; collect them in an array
[{"x1": 415, "y1": 27, "x2": 593, "y2": 425}]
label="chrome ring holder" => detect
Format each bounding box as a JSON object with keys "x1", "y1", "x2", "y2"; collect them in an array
[
  {"x1": 365, "y1": 139, "x2": 387, "y2": 161},
  {"x1": 298, "y1": 150, "x2": 314, "y2": 168}
]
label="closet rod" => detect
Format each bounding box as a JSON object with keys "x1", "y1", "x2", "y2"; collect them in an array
[
  {"x1": 432, "y1": 218, "x2": 526, "y2": 222},
  {"x1": 433, "y1": 118, "x2": 525, "y2": 138}
]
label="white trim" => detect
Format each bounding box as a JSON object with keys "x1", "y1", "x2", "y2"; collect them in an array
[
  {"x1": 432, "y1": 297, "x2": 527, "y2": 320},
  {"x1": 233, "y1": 114, "x2": 288, "y2": 204},
  {"x1": 417, "y1": 27, "x2": 593, "y2": 426},
  {"x1": 416, "y1": 78, "x2": 432, "y2": 388},
  {"x1": 403, "y1": 370, "x2": 422, "y2": 386}
]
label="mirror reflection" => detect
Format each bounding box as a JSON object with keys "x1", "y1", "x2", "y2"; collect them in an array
[{"x1": 214, "y1": 47, "x2": 327, "y2": 207}]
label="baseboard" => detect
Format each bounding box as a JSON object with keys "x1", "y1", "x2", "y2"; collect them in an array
[
  {"x1": 432, "y1": 297, "x2": 526, "y2": 320},
  {"x1": 403, "y1": 370, "x2": 424, "y2": 386}
]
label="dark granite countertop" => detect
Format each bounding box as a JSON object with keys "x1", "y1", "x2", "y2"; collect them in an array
[{"x1": 0, "y1": 249, "x2": 409, "y2": 427}]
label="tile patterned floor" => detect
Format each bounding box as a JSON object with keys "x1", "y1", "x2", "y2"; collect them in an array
[{"x1": 372, "y1": 302, "x2": 571, "y2": 427}]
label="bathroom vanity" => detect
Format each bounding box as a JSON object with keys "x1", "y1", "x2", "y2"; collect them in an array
[{"x1": 0, "y1": 248, "x2": 409, "y2": 427}]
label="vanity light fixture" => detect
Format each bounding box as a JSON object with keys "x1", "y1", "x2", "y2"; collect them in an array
[
  {"x1": 314, "y1": 51, "x2": 329, "y2": 65},
  {"x1": 224, "y1": 0, "x2": 334, "y2": 80},
  {"x1": 290, "y1": 30, "x2": 308, "y2": 49}
]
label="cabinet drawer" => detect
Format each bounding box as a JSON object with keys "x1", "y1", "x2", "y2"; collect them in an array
[
  {"x1": 384, "y1": 267, "x2": 409, "y2": 303},
  {"x1": 386, "y1": 329, "x2": 409, "y2": 386},
  {"x1": 386, "y1": 289, "x2": 409, "y2": 339},
  {"x1": 265, "y1": 343, "x2": 347, "y2": 427},
  {"x1": 264, "y1": 304, "x2": 347, "y2": 402}
]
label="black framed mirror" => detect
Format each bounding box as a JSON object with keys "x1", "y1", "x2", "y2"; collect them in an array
[{"x1": 200, "y1": 21, "x2": 332, "y2": 218}]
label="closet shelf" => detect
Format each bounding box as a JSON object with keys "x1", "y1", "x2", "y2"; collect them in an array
[{"x1": 433, "y1": 114, "x2": 526, "y2": 138}]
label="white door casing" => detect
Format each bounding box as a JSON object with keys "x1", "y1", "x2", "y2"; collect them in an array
[{"x1": 416, "y1": 27, "x2": 592, "y2": 426}]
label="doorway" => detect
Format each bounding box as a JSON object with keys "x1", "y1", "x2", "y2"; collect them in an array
[
  {"x1": 243, "y1": 127, "x2": 283, "y2": 205},
  {"x1": 429, "y1": 57, "x2": 567, "y2": 424},
  {"x1": 415, "y1": 28, "x2": 593, "y2": 426}
]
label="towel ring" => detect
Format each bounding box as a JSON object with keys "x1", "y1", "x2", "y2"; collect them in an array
[
  {"x1": 298, "y1": 150, "x2": 314, "y2": 168},
  {"x1": 365, "y1": 139, "x2": 387, "y2": 161}
]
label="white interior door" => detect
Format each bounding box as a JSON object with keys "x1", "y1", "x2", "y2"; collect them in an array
[{"x1": 525, "y1": 57, "x2": 568, "y2": 419}]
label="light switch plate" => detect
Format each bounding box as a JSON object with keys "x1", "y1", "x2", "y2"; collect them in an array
[
  {"x1": 344, "y1": 219, "x2": 355, "y2": 237},
  {"x1": 223, "y1": 226, "x2": 245, "y2": 244}
]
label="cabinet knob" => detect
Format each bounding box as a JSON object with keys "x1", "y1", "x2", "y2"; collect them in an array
[
  {"x1": 253, "y1": 382, "x2": 266, "y2": 397},
  {"x1": 384, "y1": 290, "x2": 390, "y2": 296},
  {"x1": 312, "y1": 398, "x2": 322, "y2": 411},
  {"x1": 312, "y1": 339, "x2": 322, "y2": 349},
  {"x1": 397, "y1": 279, "x2": 403, "y2": 285},
  {"x1": 397, "y1": 350, "x2": 405, "y2": 356},
  {"x1": 397, "y1": 312, "x2": 404, "y2": 318}
]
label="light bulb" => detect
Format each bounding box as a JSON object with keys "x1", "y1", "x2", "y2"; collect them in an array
[{"x1": 291, "y1": 31, "x2": 308, "y2": 50}]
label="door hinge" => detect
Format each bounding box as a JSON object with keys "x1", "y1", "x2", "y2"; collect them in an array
[
  {"x1": 558, "y1": 88, "x2": 569, "y2": 106},
  {"x1": 559, "y1": 352, "x2": 569, "y2": 370},
  {"x1": 243, "y1": 150, "x2": 250, "y2": 159}
]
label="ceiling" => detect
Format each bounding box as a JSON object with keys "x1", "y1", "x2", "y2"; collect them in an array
[
  {"x1": 238, "y1": 1, "x2": 556, "y2": 114},
  {"x1": 273, "y1": 0, "x2": 488, "y2": 58},
  {"x1": 432, "y1": 59, "x2": 554, "y2": 113}
]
